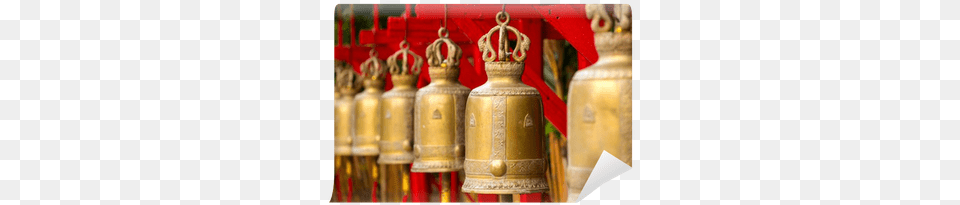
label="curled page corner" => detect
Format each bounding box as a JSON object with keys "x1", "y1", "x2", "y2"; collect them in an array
[{"x1": 575, "y1": 150, "x2": 633, "y2": 202}]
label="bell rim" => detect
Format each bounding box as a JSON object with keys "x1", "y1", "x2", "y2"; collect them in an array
[{"x1": 460, "y1": 177, "x2": 550, "y2": 194}]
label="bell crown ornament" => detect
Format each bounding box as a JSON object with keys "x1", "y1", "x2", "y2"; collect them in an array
[
  {"x1": 360, "y1": 48, "x2": 387, "y2": 90},
  {"x1": 386, "y1": 40, "x2": 422, "y2": 88},
  {"x1": 478, "y1": 11, "x2": 531, "y2": 63},
  {"x1": 586, "y1": 4, "x2": 632, "y2": 56},
  {"x1": 426, "y1": 27, "x2": 463, "y2": 82},
  {"x1": 335, "y1": 63, "x2": 362, "y2": 96}
]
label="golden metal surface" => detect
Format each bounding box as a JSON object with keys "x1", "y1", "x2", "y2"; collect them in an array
[
  {"x1": 462, "y1": 11, "x2": 549, "y2": 195},
  {"x1": 354, "y1": 49, "x2": 386, "y2": 156},
  {"x1": 412, "y1": 27, "x2": 470, "y2": 173},
  {"x1": 566, "y1": 4, "x2": 633, "y2": 202},
  {"x1": 335, "y1": 62, "x2": 362, "y2": 156},
  {"x1": 379, "y1": 41, "x2": 422, "y2": 165}
]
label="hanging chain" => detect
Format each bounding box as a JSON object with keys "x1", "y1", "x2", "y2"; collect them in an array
[{"x1": 443, "y1": 4, "x2": 448, "y2": 30}]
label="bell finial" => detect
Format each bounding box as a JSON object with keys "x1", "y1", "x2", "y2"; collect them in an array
[
  {"x1": 586, "y1": 4, "x2": 632, "y2": 33},
  {"x1": 335, "y1": 63, "x2": 362, "y2": 94},
  {"x1": 477, "y1": 10, "x2": 530, "y2": 62},
  {"x1": 360, "y1": 48, "x2": 386, "y2": 81},
  {"x1": 387, "y1": 40, "x2": 423, "y2": 77},
  {"x1": 427, "y1": 28, "x2": 463, "y2": 69}
]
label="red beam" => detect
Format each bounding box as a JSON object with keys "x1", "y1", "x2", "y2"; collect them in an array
[
  {"x1": 415, "y1": 4, "x2": 544, "y2": 19},
  {"x1": 537, "y1": 4, "x2": 598, "y2": 68}
]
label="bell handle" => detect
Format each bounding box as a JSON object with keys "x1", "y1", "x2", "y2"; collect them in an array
[
  {"x1": 426, "y1": 36, "x2": 462, "y2": 68},
  {"x1": 586, "y1": 4, "x2": 612, "y2": 33}
]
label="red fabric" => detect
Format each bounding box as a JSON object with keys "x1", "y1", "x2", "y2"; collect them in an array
[
  {"x1": 410, "y1": 164, "x2": 429, "y2": 202},
  {"x1": 347, "y1": 178, "x2": 353, "y2": 202},
  {"x1": 478, "y1": 194, "x2": 498, "y2": 202},
  {"x1": 520, "y1": 193, "x2": 542, "y2": 202},
  {"x1": 450, "y1": 172, "x2": 459, "y2": 202},
  {"x1": 333, "y1": 174, "x2": 342, "y2": 202},
  {"x1": 372, "y1": 181, "x2": 378, "y2": 202}
]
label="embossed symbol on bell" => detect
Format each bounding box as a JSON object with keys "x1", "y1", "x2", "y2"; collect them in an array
[
  {"x1": 524, "y1": 114, "x2": 533, "y2": 127},
  {"x1": 385, "y1": 111, "x2": 391, "y2": 119},
  {"x1": 490, "y1": 160, "x2": 506, "y2": 177},
  {"x1": 469, "y1": 113, "x2": 476, "y2": 127},
  {"x1": 583, "y1": 106, "x2": 595, "y2": 123},
  {"x1": 433, "y1": 109, "x2": 442, "y2": 119}
]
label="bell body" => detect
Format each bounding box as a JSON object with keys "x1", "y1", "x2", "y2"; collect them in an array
[
  {"x1": 335, "y1": 91, "x2": 357, "y2": 156},
  {"x1": 412, "y1": 67, "x2": 470, "y2": 172},
  {"x1": 379, "y1": 75, "x2": 418, "y2": 164},
  {"x1": 566, "y1": 32, "x2": 633, "y2": 201},
  {"x1": 353, "y1": 79, "x2": 384, "y2": 156},
  {"x1": 461, "y1": 62, "x2": 549, "y2": 194}
]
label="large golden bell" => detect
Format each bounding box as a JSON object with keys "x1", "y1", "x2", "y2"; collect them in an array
[
  {"x1": 566, "y1": 5, "x2": 633, "y2": 201},
  {"x1": 335, "y1": 61, "x2": 362, "y2": 156},
  {"x1": 412, "y1": 28, "x2": 470, "y2": 173},
  {"x1": 354, "y1": 49, "x2": 386, "y2": 156},
  {"x1": 461, "y1": 11, "x2": 549, "y2": 195}
]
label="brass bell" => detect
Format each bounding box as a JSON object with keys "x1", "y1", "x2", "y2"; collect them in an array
[
  {"x1": 412, "y1": 28, "x2": 471, "y2": 173},
  {"x1": 333, "y1": 60, "x2": 361, "y2": 202},
  {"x1": 566, "y1": 4, "x2": 633, "y2": 201},
  {"x1": 354, "y1": 49, "x2": 386, "y2": 156},
  {"x1": 335, "y1": 61, "x2": 362, "y2": 157},
  {"x1": 378, "y1": 40, "x2": 422, "y2": 202},
  {"x1": 461, "y1": 11, "x2": 549, "y2": 195},
  {"x1": 353, "y1": 48, "x2": 386, "y2": 202}
]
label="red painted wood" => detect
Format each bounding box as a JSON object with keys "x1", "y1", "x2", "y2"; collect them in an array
[
  {"x1": 411, "y1": 164, "x2": 428, "y2": 202},
  {"x1": 415, "y1": 4, "x2": 544, "y2": 19},
  {"x1": 372, "y1": 181, "x2": 378, "y2": 202},
  {"x1": 337, "y1": 18, "x2": 343, "y2": 46},
  {"x1": 450, "y1": 172, "x2": 459, "y2": 202},
  {"x1": 520, "y1": 193, "x2": 542, "y2": 202},
  {"x1": 373, "y1": 5, "x2": 380, "y2": 30},
  {"x1": 537, "y1": 4, "x2": 599, "y2": 68},
  {"x1": 478, "y1": 194, "x2": 498, "y2": 202}
]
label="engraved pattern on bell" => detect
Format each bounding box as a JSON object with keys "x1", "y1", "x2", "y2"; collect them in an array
[
  {"x1": 379, "y1": 41, "x2": 422, "y2": 164},
  {"x1": 353, "y1": 49, "x2": 386, "y2": 156},
  {"x1": 411, "y1": 26, "x2": 470, "y2": 173},
  {"x1": 567, "y1": 4, "x2": 633, "y2": 202},
  {"x1": 462, "y1": 11, "x2": 548, "y2": 194},
  {"x1": 334, "y1": 62, "x2": 362, "y2": 156}
]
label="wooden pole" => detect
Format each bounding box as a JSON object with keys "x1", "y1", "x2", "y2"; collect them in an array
[{"x1": 499, "y1": 194, "x2": 512, "y2": 202}]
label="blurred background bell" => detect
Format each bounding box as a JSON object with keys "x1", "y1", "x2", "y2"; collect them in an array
[
  {"x1": 334, "y1": 60, "x2": 362, "y2": 202},
  {"x1": 566, "y1": 4, "x2": 633, "y2": 202},
  {"x1": 378, "y1": 40, "x2": 422, "y2": 202},
  {"x1": 352, "y1": 49, "x2": 387, "y2": 202}
]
